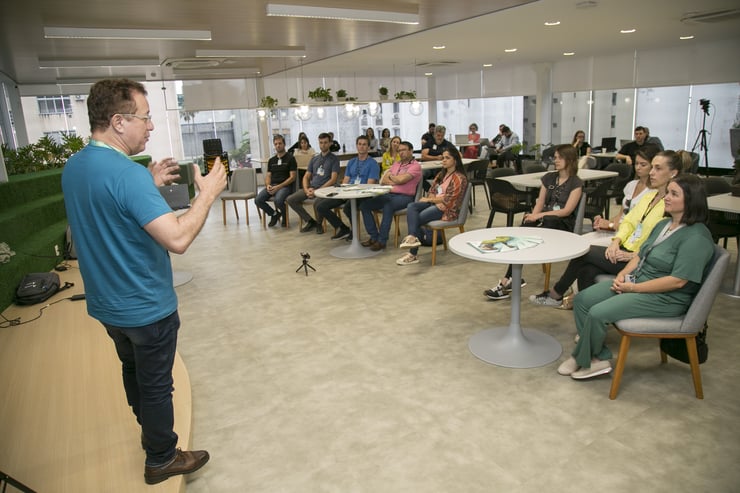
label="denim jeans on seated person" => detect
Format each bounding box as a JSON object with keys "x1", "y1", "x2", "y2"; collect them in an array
[
  {"x1": 406, "y1": 201, "x2": 443, "y2": 255},
  {"x1": 360, "y1": 193, "x2": 414, "y2": 245},
  {"x1": 103, "y1": 311, "x2": 180, "y2": 467},
  {"x1": 315, "y1": 197, "x2": 348, "y2": 229},
  {"x1": 255, "y1": 186, "x2": 291, "y2": 216}
]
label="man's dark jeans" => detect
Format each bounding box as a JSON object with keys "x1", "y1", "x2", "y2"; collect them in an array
[{"x1": 104, "y1": 311, "x2": 180, "y2": 467}]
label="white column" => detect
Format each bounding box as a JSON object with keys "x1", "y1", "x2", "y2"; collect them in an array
[{"x1": 533, "y1": 63, "x2": 553, "y2": 148}]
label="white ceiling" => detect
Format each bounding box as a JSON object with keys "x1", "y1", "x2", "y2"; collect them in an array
[{"x1": 1, "y1": 0, "x2": 739, "y2": 86}]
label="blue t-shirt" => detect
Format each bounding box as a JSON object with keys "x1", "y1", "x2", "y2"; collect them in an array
[
  {"x1": 345, "y1": 157, "x2": 380, "y2": 184},
  {"x1": 62, "y1": 144, "x2": 177, "y2": 327},
  {"x1": 307, "y1": 153, "x2": 341, "y2": 188}
]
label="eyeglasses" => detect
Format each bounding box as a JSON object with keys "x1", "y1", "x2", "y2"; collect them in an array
[{"x1": 118, "y1": 113, "x2": 153, "y2": 123}]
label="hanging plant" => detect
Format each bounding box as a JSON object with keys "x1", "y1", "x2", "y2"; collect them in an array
[
  {"x1": 394, "y1": 90, "x2": 417, "y2": 100},
  {"x1": 260, "y1": 96, "x2": 278, "y2": 108},
  {"x1": 308, "y1": 87, "x2": 333, "y2": 102},
  {"x1": 336, "y1": 89, "x2": 348, "y2": 101},
  {"x1": 289, "y1": 97, "x2": 298, "y2": 104}
]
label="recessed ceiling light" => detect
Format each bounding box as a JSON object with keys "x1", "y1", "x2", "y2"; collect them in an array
[
  {"x1": 433, "y1": 45, "x2": 446, "y2": 50},
  {"x1": 620, "y1": 29, "x2": 636, "y2": 34},
  {"x1": 563, "y1": 52, "x2": 575, "y2": 56},
  {"x1": 544, "y1": 21, "x2": 561, "y2": 26},
  {"x1": 680, "y1": 35, "x2": 695, "y2": 40},
  {"x1": 483, "y1": 63, "x2": 492, "y2": 67},
  {"x1": 424, "y1": 72, "x2": 433, "y2": 76},
  {"x1": 504, "y1": 48, "x2": 517, "y2": 53}
]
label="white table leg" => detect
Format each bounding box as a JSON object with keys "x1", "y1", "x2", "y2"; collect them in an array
[
  {"x1": 329, "y1": 198, "x2": 382, "y2": 259},
  {"x1": 468, "y1": 264, "x2": 563, "y2": 368}
]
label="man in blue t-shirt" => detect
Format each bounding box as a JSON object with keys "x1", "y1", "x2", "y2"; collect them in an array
[
  {"x1": 316, "y1": 135, "x2": 380, "y2": 240},
  {"x1": 62, "y1": 78, "x2": 226, "y2": 485}
]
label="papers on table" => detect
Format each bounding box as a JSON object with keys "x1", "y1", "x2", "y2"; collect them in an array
[
  {"x1": 468, "y1": 235, "x2": 543, "y2": 253},
  {"x1": 338, "y1": 185, "x2": 393, "y2": 195}
]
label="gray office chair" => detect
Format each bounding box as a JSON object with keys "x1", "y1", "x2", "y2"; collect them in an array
[
  {"x1": 220, "y1": 168, "x2": 258, "y2": 225},
  {"x1": 601, "y1": 245, "x2": 729, "y2": 399},
  {"x1": 427, "y1": 183, "x2": 473, "y2": 266}
]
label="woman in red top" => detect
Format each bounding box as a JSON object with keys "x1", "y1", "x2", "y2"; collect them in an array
[{"x1": 463, "y1": 122, "x2": 481, "y2": 159}]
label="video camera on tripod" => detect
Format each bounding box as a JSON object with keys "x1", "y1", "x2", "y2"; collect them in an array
[{"x1": 699, "y1": 98, "x2": 710, "y2": 115}]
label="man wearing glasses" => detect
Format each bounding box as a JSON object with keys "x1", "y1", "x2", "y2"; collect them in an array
[{"x1": 62, "y1": 79, "x2": 226, "y2": 485}]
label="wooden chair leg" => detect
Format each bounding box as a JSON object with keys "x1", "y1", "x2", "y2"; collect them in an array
[
  {"x1": 245, "y1": 200, "x2": 250, "y2": 225},
  {"x1": 684, "y1": 336, "x2": 704, "y2": 399},
  {"x1": 543, "y1": 263, "x2": 551, "y2": 291},
  {"x1": 393, "y1": 216, "x2": 401, "y2": 247},
  {"x1": 221, "y1": 199, "x2": 227, "y2": 225},
  {"x1": 232, "y1": 201, "x2": 239, "y2": 222},
  {"x1": 609, "y1": 332, "x2": 632, "y2": 400},
  {"x1": 431, "y1": 229, "x2": 439, "y2": 266}
]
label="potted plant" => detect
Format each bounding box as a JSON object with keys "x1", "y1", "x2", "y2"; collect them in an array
[
  {"x1": 378, "y1": 86, "x2": 389, "y2": 100},
  {"x1": 260, "y1": 96, "x2": 278, "y2": 109},
  {"x1": 394, "y1": 90, "x2": 417, "y2": 100},
  {"x1": 308, "y1": 87, "x2": 332, "y2": 102},
  {"x1": 289, "y1": 97, "x2": 298, "y2": 105},
  {"x1": 336, "y1": 89, "x2": 348, "y2": 101}
]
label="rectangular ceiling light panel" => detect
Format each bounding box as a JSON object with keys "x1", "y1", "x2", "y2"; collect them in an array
[
  {"x1": 39, "y1": 58, "x2": 160, "y2": 69},
  {"x1": 44, "y1": 27, "x2": 212, "y2": 40},
  {"x1": 265, "y1": 3, "x2": 419, "y2": 25},
  {"x1": 196, "y1": 49, "x2": 306, "y2": 58}
]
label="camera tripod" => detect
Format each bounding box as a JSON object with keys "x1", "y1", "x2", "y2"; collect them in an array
[
  {"x1": 691, "y1": 104, "x2": 710, "y2": 173},
  {"x1": 296, "y1": 256, "x2": 316, "y2": 276}
]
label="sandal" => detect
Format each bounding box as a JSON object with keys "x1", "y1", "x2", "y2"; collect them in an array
[
  {"x1": 396, "y1": 253, "x2": 419, "y2": 265},
  {"x1": 400, "y1": 235, "x2": 421, "y2": 249},
  {"x1": 559, "y1": 295, "x2": 573, "y2": 310}
]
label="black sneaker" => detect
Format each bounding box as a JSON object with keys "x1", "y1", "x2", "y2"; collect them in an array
[
  {"x1": 484, "y1": 283, "x2": 510, "y2": 300},
  {"x1": 268, "y1": 212, "x2": 281, "y2": 227},
  {"x1": 331, "y1": 226, "x2": 350, "y2": 240},
  {"x1": 300, "y1": 219, "x2": 317, "y2": 233},
  {"x1": 345, "y1": 231, "x2": 353, "y2": 242},
  {"x1": 316, "y1": 223, "x2": 325, "y2": 234}
]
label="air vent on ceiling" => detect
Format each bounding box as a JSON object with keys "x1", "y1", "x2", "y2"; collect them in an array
[
  {"x1": 415, "y1": 61, "x2": 459, "y2": 68},
  {"x1": 680, "y1": 8, "x2": 740, "y2": 23}
]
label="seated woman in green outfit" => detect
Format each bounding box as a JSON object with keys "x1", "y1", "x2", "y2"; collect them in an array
[{"x1": 558, "y1": 174, "x2": 715, "y2": 380}]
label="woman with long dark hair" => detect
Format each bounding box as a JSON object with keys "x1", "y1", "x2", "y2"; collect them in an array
[{"x1": 397, "y1": 146, "x2": 468, "y2": 265}]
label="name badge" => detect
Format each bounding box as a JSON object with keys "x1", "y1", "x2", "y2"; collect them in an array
[
  {"x1": 553, "y1": 205, "x2": 561, "y2": 211},
  {"x1": 436, "y1": 185, "x2": 443, "y2": 195},
  {"x1": 628, "y1": 223, "x2": 643, "y2": 243},
  {"x1": 354, "y1": 175, "x2": 361, "y2": 184},
  {"x1": 277, "y1": 158, "x2": 282, "y2": 165},
  {"x1": 432, "y1": 144, "x2": 437, "y2": 151},
  {"x1": 317, "y1": 165, "x2": 325, "y2": 176}
]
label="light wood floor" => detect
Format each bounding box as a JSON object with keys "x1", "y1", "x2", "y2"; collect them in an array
[{"x1": 0, "y1": 264, "x2": 192, "y2": 493}]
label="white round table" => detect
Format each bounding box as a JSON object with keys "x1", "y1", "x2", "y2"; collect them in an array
[
  {"x1": 314, "y1": 185, "x2": 391, "y2": 259},
  {"x1": 449, "y1": 227, "x2": 590, "y2": 368}
]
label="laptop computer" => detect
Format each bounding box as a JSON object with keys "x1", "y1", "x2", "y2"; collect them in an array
[
  {"x1": 455, "y1": 134, "x2": 469, "y2": 145},
  {"x1": 159, "y1": 184, "x2": 191, "y2": 210}
]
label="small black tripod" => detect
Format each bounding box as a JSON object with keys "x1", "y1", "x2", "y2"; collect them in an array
[
  {"x1": 691, "y1": 99, "x2": 710, "y2": 173},
  {"x1": 296, "y1": 252, "x2": 316, "y2": 276}
]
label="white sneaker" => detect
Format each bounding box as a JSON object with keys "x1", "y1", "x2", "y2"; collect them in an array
[
  {"x1": 571, "y1": 359, "x2": 612, "y2": 380},
  {"x1": 529, "y1": 291, "x2": 562, "y2": 307},
  {"x1": 396, "y1": 253, "x2": 419, "y2": 265},
  {"x1": 557, "y1": 357, "x2": 579, "y2": 376},
  {"x1": 400, "y1": 235, "x2": 421, "y2": 249}
]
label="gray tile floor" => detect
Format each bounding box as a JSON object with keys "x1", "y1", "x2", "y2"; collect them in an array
[{"x1": 174, "y1": 196, "x2": 740, "y2": 492}]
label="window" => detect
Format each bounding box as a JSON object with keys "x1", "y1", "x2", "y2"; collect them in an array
[{"x1": 37, "y1": 96, "x2": 72, "y2": 116}]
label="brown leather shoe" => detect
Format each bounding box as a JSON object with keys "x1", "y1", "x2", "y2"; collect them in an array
[
  {"x1": 144, "y1": 449, "x2": 210, "y2": 485},
  {"x1": 370, "y1": 241, "x2": 386, "y2": 251},
  {"x1": 360, "y1": 238, "x2": 375, "y2": 247}
]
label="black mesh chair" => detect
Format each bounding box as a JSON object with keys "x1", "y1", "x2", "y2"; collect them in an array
[
  {"x1": 523, "y1": 162, "x2": 547, "y2": 174},
  {"x1": 603, "y1": 162, "x2": 632, "y2": 218},
  {"x1": 466, "y1": 159, "x2": 491, "y2": 210},
  {"x1": 583, "y1": 178, "x2": 615, "y2": 225},
  {"x1": 485, "y1": 173, "x2": 532, "y2": 227},
  {"x1": 703, "y1": 177, "x2": 739, "y2": 248}
]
